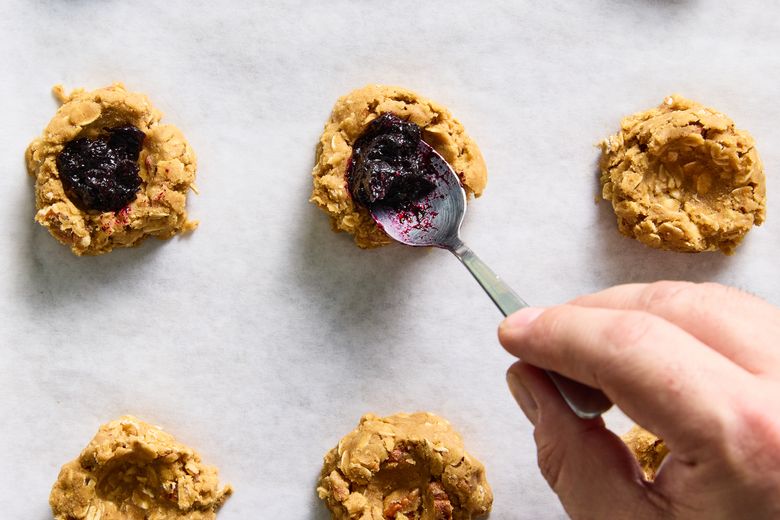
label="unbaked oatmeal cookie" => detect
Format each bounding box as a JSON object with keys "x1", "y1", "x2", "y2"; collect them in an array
[
  {"x1": 317, "y1": 412, "x2": 492, "y2": 519},
  {"x1": 599, "y1": 95, "x2": 766, "y2": 254},
  {"x1": 26, "y1": 83, "x2": 198, "y2": 255},
  {"x1": 49, "y1": 416, "x2": 232, "y2": 520},
  {"x1": 310, "y1": 85, "x2": 487, "y2": 248}
]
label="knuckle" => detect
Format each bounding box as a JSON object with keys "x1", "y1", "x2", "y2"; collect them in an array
[
  {"x1": 602, "y1": 311, "x2": 658, "y2": 354},
  {"x1": 730, "y1": 385, "x2": 780, "y2": 473},
  {"x1": 658, "y1": 359, "x2": 689, "y2": 400},
  {"x1": 642, "y1": 281, "x2": 763, "y2": 326},
  {"x1": 594, "y1": 312, "x2": 661, "y2": 389},
  {"x1": 642, "y1": 280, "x2": 753, "y2": 315},
  {"x1": 641, "y1": 280, "x2": 697, "y2": 311}
]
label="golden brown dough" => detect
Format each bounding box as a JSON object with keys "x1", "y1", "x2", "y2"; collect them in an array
[
  {"x1": 49, "y1": 416, "x2": 232, "y2": 520},
  {"x1": 599, "y1": 95, "x2": 766, "y2": 254},
  {"x1": 621, "y1": 425, "x2": 669, "y2": 481},
  {"x1": 310, "y1": 85, "x2": 487, "y2": 248},
  {"x1": 26, "y1": 83, "x2": 198, "y2": 255},
  {"x1": 317, "y1": 412, "x2": 492, "y2": 519}
]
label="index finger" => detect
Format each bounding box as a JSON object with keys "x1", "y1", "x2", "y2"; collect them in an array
[{"x1": 498, "y1": 304, "x2": 749, "y2": 451}]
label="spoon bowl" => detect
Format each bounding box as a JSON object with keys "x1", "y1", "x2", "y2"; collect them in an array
[{"x1": 370, "y1": 145, "x2": 466, "y2": 249}]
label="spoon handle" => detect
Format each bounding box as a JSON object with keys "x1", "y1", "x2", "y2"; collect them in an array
[{"x1": 449, "y1": 241, "x2": 613, "y2": 420}]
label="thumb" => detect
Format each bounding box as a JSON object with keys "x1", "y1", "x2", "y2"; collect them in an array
[{"x1": 506, "y1": 362, "x2": 667, "y2": 520}]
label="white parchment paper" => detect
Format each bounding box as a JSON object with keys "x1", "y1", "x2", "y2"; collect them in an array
[{"x1": 1, "y1": 1, "x2": 779, "y2": 518}]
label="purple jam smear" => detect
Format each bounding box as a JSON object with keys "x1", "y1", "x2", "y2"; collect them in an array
[
  {"x1": 56, "y1": 125, "x2": 146, "y2": 212},
  {"x1": 347, "y1": 113, "x2": 437, "y2": 209}
]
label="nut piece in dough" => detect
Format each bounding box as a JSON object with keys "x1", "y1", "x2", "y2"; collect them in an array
[
  {"x1": 26, "y1": 83, "x2": 198, "y2": 255},
  {"x1": 310, "y1": 85, "x2": 487, "y2": 248},
  {"x1": 49, "y1": 416, "x2": 232, "y2": 520},
  {"x1": 317, "y1": 412, "x2": 492, "y2": 519},
  {"x1": 621, "y1": 425, "x2": 669, "y2": 481},
  {"x1": 599, "y1": 95, "x2": 766, "y2": 254}
]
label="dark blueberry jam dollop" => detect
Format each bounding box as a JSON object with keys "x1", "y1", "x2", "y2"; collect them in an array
[
  {"x1": 56, "y1": 125, "x2": 146, "y2": 212},
  {"x1": 348, "y1": 113, "x2": 437, "y2": 209}
]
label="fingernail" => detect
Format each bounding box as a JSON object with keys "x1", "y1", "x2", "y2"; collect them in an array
[
  {"x1": 503, "y1": 307, "x2": 545, "y2": 329},
  {"x1": 507, "y1": 370, "x2": 539, "y2": 425}
]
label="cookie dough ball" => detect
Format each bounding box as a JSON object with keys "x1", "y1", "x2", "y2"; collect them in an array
[
  {"x1": 26, "y1": 83, "x2": 198, "y2": 255},
  {"x1": 621, "y1": 425, "x2": 669, "y2": 481},
  {"x1": 317, "y1": 412, "x2": 492, "y2": 519},
  {"x1": 599, "y1": 95, "x2": 766, "y2": 254},
  {"x1": 49, "y1": 416, "x2": 232, "y2": 520},
  {"x1": 311, "y1": 85, "x2": 487, "y2": 248}
]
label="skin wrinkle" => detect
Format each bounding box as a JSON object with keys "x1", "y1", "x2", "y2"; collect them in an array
[
  {"x1": 534, "y1": 429, "x2": 566, "y2": 495},
  {"x1": 640, "y1": 482, "x2": 673, "y2": 519},
  {"x1": 731, "y1": 395, "x2": 780, "y2": 481},
  {"x1": 642, "y1": 282, "x2": 757, "y2": 323},
  {"x1": 637, "y1": 280, "x2": 694, "y2": 311}
]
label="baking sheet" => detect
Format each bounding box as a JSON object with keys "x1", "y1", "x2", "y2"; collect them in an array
[{"x1": 2, "y1": 0, "x2": 779, "y2": 517}]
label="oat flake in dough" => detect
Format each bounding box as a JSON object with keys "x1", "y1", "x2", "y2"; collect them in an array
[
  {"x1": 26, "y1": 83, "x2": 198, "y2": 255},
  {"x1": 599, "y1": 95, "x2": 766, "y2": 254}
]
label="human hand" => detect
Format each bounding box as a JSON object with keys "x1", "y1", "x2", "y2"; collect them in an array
[{"x1": 498, "y1": 281, "x2": 780, "y2": 519}]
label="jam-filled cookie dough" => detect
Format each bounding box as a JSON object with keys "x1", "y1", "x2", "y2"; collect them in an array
[
  {"x1": 49, "y1": 416, "x2": 232, "y2": 520},
  {"x1": 621, "y1": 425, "x2": 669, "y2": 481},
  {"x1": 310, "y1": 85, "x2": 487, "y2": 248},
  {"x1": 26, "y1": 83, "x2": 198, "y2": 255},
  {"x1": 600, "y1": 95, "x2": 766, "y2": 254},
  {"x1": 317, "y1": 412, "x2": 492, "y2": 519}
]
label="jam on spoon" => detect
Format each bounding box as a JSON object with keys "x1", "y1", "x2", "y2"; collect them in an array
[{"x1": 347, "y1": 113, "x2": 438, "y2": 210}]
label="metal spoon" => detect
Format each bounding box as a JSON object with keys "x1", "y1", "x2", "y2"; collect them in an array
[{"x1": 370, "y1": 142, "x2": 612, "y2": 419}]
